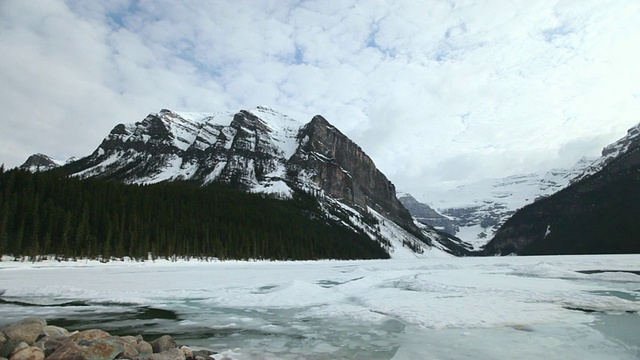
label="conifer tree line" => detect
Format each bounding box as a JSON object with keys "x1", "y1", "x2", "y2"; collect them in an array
[{"x1": 0, "y1": 166, "x2": 390, "y2": 261}]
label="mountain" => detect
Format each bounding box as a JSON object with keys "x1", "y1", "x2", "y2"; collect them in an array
[
  {"x1": 53, "y1": 106, "x2": 456, "y2": 258},
  {"x1": 408, "y1": 157, "x2": 595, "y2": 250},
  {"x1": 19, "y1": 153, "x2": 62, "y2": 172},
  {"x1": 397, "y1": 193, "x2": 457, "y2": 235},
  {"x1": 484, "y1": 122, "x2": 640, "y2": 255}
]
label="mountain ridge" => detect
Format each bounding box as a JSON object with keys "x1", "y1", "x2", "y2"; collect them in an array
[
  {"x1": 484, "y1": 121, "x2": 640, "y2": 255},
  {"x1": 29, "y1": 106, "x2": 459, "y2": 259}
]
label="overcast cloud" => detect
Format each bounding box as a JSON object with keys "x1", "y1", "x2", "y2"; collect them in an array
[{"x1": 1, "y1": 0, "x2": 639, "y2": 196}]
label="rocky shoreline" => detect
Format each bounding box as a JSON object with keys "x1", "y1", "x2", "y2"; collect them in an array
[{"x1": 0, "y1": 317, "x2": 217, "y2": 360}]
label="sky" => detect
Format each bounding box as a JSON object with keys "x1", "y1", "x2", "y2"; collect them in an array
[{"x1": 1, "y1": 0, "x2": 639, "y2": 196}]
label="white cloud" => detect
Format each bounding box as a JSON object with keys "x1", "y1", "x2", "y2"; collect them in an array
[{"x1": 1, "y1": 0, "x2": 639, "y2": 197}]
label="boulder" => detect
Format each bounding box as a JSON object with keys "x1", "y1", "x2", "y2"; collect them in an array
[
  {"x1": 129, "y1": 349, "x2": 187, "y2": 360},
  {"x1": 120, "y1": 336, "x2": 138, "y2": 346},
  {"x1": 36, "y1": 335, "x2": 74, "y2": 356},
  {"x1": 82, "y1": 338, "x2": 124, "y2": 360},
  {"x1": 9, "y1": 344, "x2": 44, "y2": 360},
  {"x1": 179, "y1": 346, "x2": 192, "y2": 360},
  {"x1": 40, "y1": 326, "x2": 70, "y2": 338},
  {"x1": 135, "y1": 341, "x2": 153, "y2": 355},
  {"x1": 191, "y1": 349, "x2": 217, "y2": 359},
  {"x1": 150, "y1": 336, "x2": 176, "y2": 353},
  {"x1": 0, "y1": 340, "x2": 22, "y2": 358},
  {"x1": 69, "y1": 329, "x2": 110, "y2": 343},
  {"x1": 46, "y1": 341, "x2": 85, "y2": 360},
  {"x1": 2, "y1": 318, "x2": 46, "y2": 344}
]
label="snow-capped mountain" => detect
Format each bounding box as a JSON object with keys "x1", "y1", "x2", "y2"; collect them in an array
[
  {"x1": 19, "y1": 153, "x2": 64, "y2": 172},
  {"x1": 570, "y1": 122, "x2": 640, "y2": 184},
  {"x1": 485, "y1": 121, "x2": 640, "y2": 255},
  {"x1": 407, "y1": 157, "x2": 595, "y2": 250},
  {"x1": 55, "y1": 106, "x2": 458, "y2": 258}
]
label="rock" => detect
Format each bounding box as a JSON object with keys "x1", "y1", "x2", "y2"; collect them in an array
[
  {"x1": 191, "y1": 349, "x2": 216, "y2": 359},
  {"x1": 69, "y1": 329, "x2": 110, "y2": 342},
  {"x1": 40, "y1": 325, "x2": 70, "y2": 338},
  {"x1": 129, "y1": 347, "x2": 186, "y2": 360},
  {"x1": 179, "y1": 346, "x2": 192, "y2": 359},
  {"x1": 36, "y1": 336, "x2": 73, "y2": 357},
  {"x1": 82, "y1": 338, "x2": 124, "y2": 360},
  {"x1": 101, "y1": 337, "x2": 137, "y2": 358},
  {"x1": 135, "y1": 341, "x2": 153, "y2": 355},
  {"x1": 9, "y1": 344, "x2": 44, "y2": 360},
  {"x1": 2, "y1": 318, "x2": 47, "y2": 344},
  {"x1": 121, "y1": 336, "x2": 138, "y2": 346},
  {"x1": 0, "y1": 340, "x2": 22, "y2": 358},
  {"x1": 46, "y1": 341, "x2": 85, "y2": 360},
  {"x1": 150, "y1": 335, "x2": 176, "y2": 353}
]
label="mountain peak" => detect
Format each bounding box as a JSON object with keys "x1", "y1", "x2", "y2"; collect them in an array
[
  {"x1": 19, "y1": 153, "x2": 62, "y2": 172},
  {"x1": 44, "y1": 107, "x2": 454, "y2": 258}
]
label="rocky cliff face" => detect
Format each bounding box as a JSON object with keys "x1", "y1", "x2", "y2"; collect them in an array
[
  {"x1": 53, "y1": 107, "x2": 453, "y2": 258},
  {"x1": 484, "y1": 122, "x2": 640, "y2": 255},
  {"x1": 397, "y1": 193, "x2": 457, "y2": 235},
  {"x1": 288, "y1": 115, "x2": 416, "y2": 232}
]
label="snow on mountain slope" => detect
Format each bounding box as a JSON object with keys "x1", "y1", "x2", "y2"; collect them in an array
[
  {"x1": 571, "y1": 122, "x2": 640, "y2": 184},
  {"x1": 68, "y1": 106, "x2": 304, "y2": 199},
  {"x1": 51, "y1": 106, "x2": 453, "y2": 259},
  {"x1": 414, "y1": 157, "x2": 595, "y2": 250},
  {"x1": 19, "y1": 153, "x2": 65, "y2": 172}
]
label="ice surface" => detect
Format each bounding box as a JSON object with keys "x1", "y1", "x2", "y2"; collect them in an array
[{"x1": 0, "y1": 255, "x2": 638, "y2": 359}]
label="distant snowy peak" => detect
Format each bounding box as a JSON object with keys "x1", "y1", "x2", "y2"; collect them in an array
[
  {"x1": 410, "y1": 157, "x2": 594, "y2": 250},
  {"x1": 19, "y1": 153, "x2": 64, "y2": 172},
  {"x1": 571, "y1": 122, "x2": 640, "y2": 184}
]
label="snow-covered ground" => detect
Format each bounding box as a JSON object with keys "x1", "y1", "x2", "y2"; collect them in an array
[{"x1": 1, "y1": 255, "x2": 639, "y2": 359}]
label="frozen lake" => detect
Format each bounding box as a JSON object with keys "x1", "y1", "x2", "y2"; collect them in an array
[{"x1": 1, "y1": 255, "x2": 639, "y2": 359}]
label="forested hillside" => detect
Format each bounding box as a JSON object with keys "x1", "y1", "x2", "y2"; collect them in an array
[{"x1": 0, "y1": 167, "x2": 389, "y2": 261}]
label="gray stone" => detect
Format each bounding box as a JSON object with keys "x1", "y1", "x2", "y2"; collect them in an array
[
  {"x1": 191, "y1": 349, "x2": 216, "y2": 359},
  {"x1": 39, "y1": 335, "x2": 74, "y2": 355},
  {"x1": 82, "y1": 338, "x2": 124, "y2": 360},
  {"x1": 102, "y1": 336, "x2": 137, "y2": 358},
  {"x1": 135, "y1": 341, "x2": 153, "y2": 355},
  {"x1": 179, "y1": 346, "x2": 192, "y2": 360},
  {"x1": 146, "y1": 348, "x2": 185, "y2": 360},
  {"x1": 2, "y1": 318, "x2": 46, "y2": 345},
  {"x1": 0, "y1": 340, "x2": 21, "y2": 358},
  {"x1": 9, "y1": 344, "x2": 45, "y2": 360},
  {"x1": 150, "y1": 335, "x2": 176, "y2": 353},
  {"x1": 69, "y1": 329, "x2": 110, "y2": 342},
  {"x1": 46, "y1": 341, "x2": 86, "y2": 360},
  {"x1": 40, "y1": 325, "x2": 70, "y2": 338},
  {"x1": 121, "y1": 335, "x2": 138, "y2": 346}
]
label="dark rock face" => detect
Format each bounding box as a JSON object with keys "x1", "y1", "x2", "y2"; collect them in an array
[
  {"x1": 19, "y1": 154, "x2": 60, "y2": 172},
  {"x1": 484, "y1": 123, "x2": 640, "y2": 255},
  {"x1": 288, "y1": 116, "x2": 417, "y2": 232},
  {"x1": 397, "y1": 194, "x2": 457, "y2": 235}
]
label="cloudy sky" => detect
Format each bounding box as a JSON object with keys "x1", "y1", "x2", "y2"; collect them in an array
[{"x1": 1, "y1": 0, "x2": 639, "y2": 196}]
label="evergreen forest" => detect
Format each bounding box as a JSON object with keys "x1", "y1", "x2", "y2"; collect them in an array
[{"x1": 0, "y1": 167, "x2": 390, "y2": 261}]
